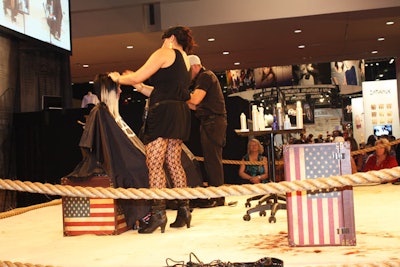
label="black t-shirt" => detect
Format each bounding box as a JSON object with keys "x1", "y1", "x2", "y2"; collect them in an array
[{"x1": 192, "y1": 68, "x2": 226, "y2": 118}]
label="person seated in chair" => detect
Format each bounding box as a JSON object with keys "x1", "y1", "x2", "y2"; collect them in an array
[
  {"x1": 363, "y1": 137, "x2": 398, "y2": 174},
  {"x1": 238, "y1": 138, "x2": 269, "y2": 184}
]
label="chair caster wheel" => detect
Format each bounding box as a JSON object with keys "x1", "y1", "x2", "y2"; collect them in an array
[
  {"x1": 243, "y1": 214, "x2": 251, "y2": 221},
  {"x1": 245, "y1": 202, "x2": 251, "y2": 208},
  {"x1": 269, "y1": 216, "x2": 276, "y2": 223},
  {"x1": 259, "y1": 210, "x2": 266, "y2": 217}
]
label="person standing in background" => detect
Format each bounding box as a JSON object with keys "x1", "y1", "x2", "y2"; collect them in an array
[
  {"x1": 187, "y1": 55, "x2": 227, "y2": 208},
  {"x1": 108, "y1": 26, "x2": 196, "y2": 234},
  {"x1": 81, "y1": 90, "x2": 100, "y2": 108}
]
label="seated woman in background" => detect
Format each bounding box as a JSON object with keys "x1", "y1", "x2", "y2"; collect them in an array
[
  {"x1": 238, "y1": 138, "x2": 269, "y2": 184},
  {"x1": 363, "y1": 138, "x2": 398, "y2": 173}
]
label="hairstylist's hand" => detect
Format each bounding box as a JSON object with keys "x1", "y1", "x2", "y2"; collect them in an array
[{"x1": 108, "y1": 72, "x2": 120, "y2": 83}]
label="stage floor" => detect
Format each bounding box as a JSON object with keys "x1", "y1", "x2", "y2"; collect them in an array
[{"x1": 0, "y1": 183, "x2": 399, "y2": 267}]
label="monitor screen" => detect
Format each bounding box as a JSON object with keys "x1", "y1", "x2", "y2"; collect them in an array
[
  {"x1": 0, "y1": 0, "x2": 71, "y2": 52},
  {"x1": 373, "y1": 124, "x2": 392, "y2": 137},
  {"x1": 42, "y1": 95, "x2": 62, "y2": 110}
]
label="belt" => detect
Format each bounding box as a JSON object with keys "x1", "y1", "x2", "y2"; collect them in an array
[{"x1": 198, "y1": 113, "x2": 226, "y2": 121}]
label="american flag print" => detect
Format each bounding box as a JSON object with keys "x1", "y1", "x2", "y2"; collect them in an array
[
  {"x1": 63, "y1": 197, "x2": 127, "y2": 236},
  {"x1": 284, "y1": 143, "x2": 356, "y2": 246}
]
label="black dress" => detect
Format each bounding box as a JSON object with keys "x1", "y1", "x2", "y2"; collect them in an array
[{"x1": 142, "y1": 49, "x2": 191, "y2": 145}]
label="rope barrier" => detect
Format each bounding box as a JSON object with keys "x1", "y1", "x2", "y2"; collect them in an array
[
  {"x1": 195, "y1": 139, "x2": 400, "y2": 166},
  {"x1": 1, "y1": 167, "x2": 399, "y2": 202}
]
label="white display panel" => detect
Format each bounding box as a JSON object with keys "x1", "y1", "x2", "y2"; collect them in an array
[
  {"x1": 362, "y1": 80, "x2": 399, "y2": 140},
  {"x1": 0, "y1": 0, "x2": 71, "y2": 52}
]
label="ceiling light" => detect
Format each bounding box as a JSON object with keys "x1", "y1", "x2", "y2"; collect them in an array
[
  {"x1": 234, "y1": 62, "x2": 240, "y2": 66},
  {"x1": 222, "y1": 51, "x2": 229, "y2": 55},
  {"x1": 208, "y1": 38, "x2": 215, "y2": 42},
  {"x1": 89, "y1": 81, "x2": 94, "y2": 84},
  {"x1": 377, "y1": 37, "x2": 385, "y2": 41},
  {"x1": 386, "y1": 21, "x2": 394, "y2": 25},
  {"x1": 389, "y1": 58, "x2": 395, "y2": 64},
  {"x1": 126, "y1": 45, "x2": 134, "y2": 49},
  {"x1": 83, "y1": 64, "x2": 89, "y2": 68},
  {"x1": 294, "y1": 29, "x2": 302, "y2": 33},
  {"x1": 371, "y1": 50, "x2": 378, "y2": 54},
  {"x1": 298, "y1": 45, "x2": 305, "y2": 49}
]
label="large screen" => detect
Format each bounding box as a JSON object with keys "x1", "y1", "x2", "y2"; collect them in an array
[
  {"x1": 0, "y1": 0, "x2": 71, "y2": 52},
  {"x1": 373, "y1": 124, "x2": 392, "y2": 137}
]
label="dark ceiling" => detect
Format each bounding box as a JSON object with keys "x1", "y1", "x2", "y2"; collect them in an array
[{"x1": 69, "y1": 3, "x2": 400, "y2": 84}]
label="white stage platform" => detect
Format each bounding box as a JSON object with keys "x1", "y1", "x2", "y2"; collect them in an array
[{"x1": 0, "y1": 184, "x2": 399, "y2": 267}]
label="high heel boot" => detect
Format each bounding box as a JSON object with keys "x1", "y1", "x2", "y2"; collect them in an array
[
  {"x1": 170, "y1": 199, "x2": 191, "y2": 228},
  {"x1": 138, "y1": 200, "x2": 167, "y2": 234}
]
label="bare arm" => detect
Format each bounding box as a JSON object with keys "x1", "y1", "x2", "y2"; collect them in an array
[
  {"x1": 109, "y1": 47, "x2": 172, "y2": 87},
  {"x1": 187, "y1": 88, "x2": 206, "y2": 105}
]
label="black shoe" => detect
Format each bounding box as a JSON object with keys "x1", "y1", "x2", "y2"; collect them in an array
[
  {"x1": 138, "y1": 200, "x2": 167, "y2": 234},
  {"x1": 170, "y1": 200, "x2": 192, "y2": 228}
]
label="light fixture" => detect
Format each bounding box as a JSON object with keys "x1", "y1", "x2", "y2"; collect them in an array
[
  {"x1": 83, "y1": 64, "x2": 89, "y2": 68},
  {"x1": 371, "y1": 50, "x2": 378, "y2": 54},
  {"x1": 222, "y1": 51, "x2": 229, "y2": 55},
  {"x1": 389, "y1": 58, "x2": 395, "y2": 64},
  {"x1": 294, "y1": 29, "x2": 302, "y2": 33},
  {"x1": 386, "y1": 21, "x2": 394, "y2": 25},
  {"x1": 234, "y1": 62, "x2": 240, "y2": 66},
  {"x1": 377, "y1": 37, "x2": 385, "y2": 41},
  {"x1": 126, "y1": 45, "x2": 134, "y2": 49},
  {"x1": 298, "y1": 45, "x2": 305, "y2": 49},
  {"x1": 208, "y1": 38, "x2": 215, "y2": 42}
]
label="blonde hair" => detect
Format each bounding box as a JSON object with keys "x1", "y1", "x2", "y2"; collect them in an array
[
  {"x1": 375, "y1": 138, "x2": 391, "y2": 155},
  {"x1": 248, "y1": 138, "x2": 264, "y2": 154}
]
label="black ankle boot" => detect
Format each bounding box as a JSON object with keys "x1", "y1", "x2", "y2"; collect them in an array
[
  {"x1": 170, "y1": 200, "x2": 191, "y2": 228},
  {"x1": 138, "y1": 200, "x2": 167, "y2": 234}
]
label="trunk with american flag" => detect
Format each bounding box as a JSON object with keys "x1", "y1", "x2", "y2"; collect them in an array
[
  {"x1": 284, "y1": 142, "x2": 356, "y2": 246},
  {"x1": 61, "y1": 176, "x2": 128, "y2": 236}
]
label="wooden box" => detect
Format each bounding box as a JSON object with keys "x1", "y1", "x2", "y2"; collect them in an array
[
  {"x1": 284, "y1": 142, "x2": 356, "y2": 246},
  {"x1": 61, "y1": 176, "x2": 128, "y2": 236}
]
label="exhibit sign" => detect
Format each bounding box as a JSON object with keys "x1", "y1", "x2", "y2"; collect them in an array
[{"x1": 362, "y1": 80, "x2": 399, "y2": 141}]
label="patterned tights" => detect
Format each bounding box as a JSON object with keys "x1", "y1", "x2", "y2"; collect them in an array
[{"x1": 145, "y1": 137, "x2": 187, "y2": 189}]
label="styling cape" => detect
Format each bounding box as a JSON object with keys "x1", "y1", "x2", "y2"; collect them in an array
[
  {"x1": 67, "y1": 103, "x2": 150, "y2": 228},
  {"x1": 67, "y1": 103, "x2": 203, "y2": 227}
]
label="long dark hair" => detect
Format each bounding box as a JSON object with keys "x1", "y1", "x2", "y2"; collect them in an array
[
  {"x1": 162, "y1": 26, "x2": 197, "y2": 54},
  {"x1": 93, "y1": 73, "x2": 120, "y2": 118}
]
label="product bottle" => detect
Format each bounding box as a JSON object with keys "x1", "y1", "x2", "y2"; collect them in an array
[
  {"x1": 240, "y1": 112, "x2": 247, "y2": 131},
  {"x1": 276, "y1": 103, "x2": 283, "y2": 130},
  {"x1": 258, "y1": 106, "x2": 265, "y2": 130},
  {"x1": 284, "y1": 114, "x2": 291, "y2": 129},
  {"x1": 296, "y1": 101, "x2": 303, "y2": 129},
  {"x1": 272, "y1": 106, "x2": 278, "y2": 130},
  {"x1": 251, "y1": 105, "x2": 259, "y2": 131}
]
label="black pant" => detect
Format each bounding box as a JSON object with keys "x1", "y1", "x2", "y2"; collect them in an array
[{"x1": 199, "y1": 115, "x2": 227, "y2": 186}]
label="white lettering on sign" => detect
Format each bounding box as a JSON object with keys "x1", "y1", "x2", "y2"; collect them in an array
[{"x1": 369, "y1": 89, "x2": 391, "y2": 95}]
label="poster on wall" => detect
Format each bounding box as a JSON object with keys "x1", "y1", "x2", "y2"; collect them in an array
[
  {"x1": 292, "y1": 63, "x2": 331, "y2": 85},
  {"x1": 330, "y1": 60, "x2": 365, "y2": 86},
  {"x1": 226, "y1": 68, "x2": 255, "y2": 94},
  {"x1": 254, "y1": 65, "x2": 292, "y2": 89},
  {"x1": 362, "y1": 80, "x2": 399, "y2": 141}
]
